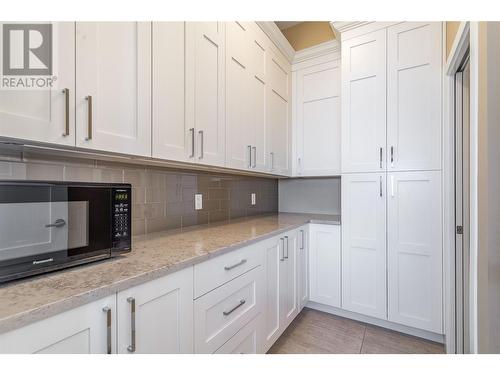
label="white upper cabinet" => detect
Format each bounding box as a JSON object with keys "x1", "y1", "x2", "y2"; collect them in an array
[
  {"x1": 295, "y1": 59, "x2": 341, "y2": 176},
  {"x1": 226, "y1": 22, "x2": 268, "y2": 172},
  {"x1": 186, "y1": 22, "x2": 226, "y2": 167},
  {"x1": 387, "y1": 22, "x2": 442, "y2": 171},
  {"x1": 152, "y1": 22, "x2": 187, "y2": 161},
  {"x1": 267, "y1": 48, "x2": 291, "y2": 176},
  {"x1": 75, "y1": 22, "x2": 152, "y2": 156},
  {"x1": 309, "y1": 224, "x2": 341, "y2": 308},
  {"x1": 387, "y1": 171, "x2": 442, "y2": 333},
  {"x1": 117, "y1": 267, "x2": 193, "y2": 354},
  {"x1": 0, "y1": 22, "x2": 75, "y2": 146},
  {"x1": 341, "y1": 29, "x2": 387, "y2": 173},
  {"x1": 341, "y1": 173, "x2": 387, "y2": 319}
]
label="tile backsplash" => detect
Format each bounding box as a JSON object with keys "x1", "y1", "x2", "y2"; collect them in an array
[{"x1": 0, "y1": 148, "x2": 278, "y2": 236}]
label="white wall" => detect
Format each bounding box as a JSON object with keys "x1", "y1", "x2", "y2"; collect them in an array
[{"x1": 278, "y1": 177, "x2": 341, "y2": 215}]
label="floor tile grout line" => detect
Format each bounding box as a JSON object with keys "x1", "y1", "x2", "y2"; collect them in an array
[{"x1": 359, "y1": 325, "x2": 367, "y2": 354}]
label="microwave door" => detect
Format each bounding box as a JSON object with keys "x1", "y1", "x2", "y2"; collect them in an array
[{"x1": 0, "y1": 201, "x2": 70, "y2": 262}]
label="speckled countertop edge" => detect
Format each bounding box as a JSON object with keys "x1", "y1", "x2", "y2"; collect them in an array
[{"x1": 0, "y1": 213, "x2": 340, "y2": 334}]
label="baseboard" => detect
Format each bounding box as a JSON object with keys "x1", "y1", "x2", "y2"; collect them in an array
[{"x1": 306, "y1": 301, "x2": 445, "y2": 344}]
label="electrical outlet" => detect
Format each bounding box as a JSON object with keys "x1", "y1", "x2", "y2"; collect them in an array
[
  {"x1": 251, "y1": 193, "x2": 256, "y2": 206},
  {"x1": 195, "y1": 194, "x2": 203, "y2": 210}
]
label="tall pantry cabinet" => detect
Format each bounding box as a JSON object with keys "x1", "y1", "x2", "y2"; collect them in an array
[{"x1": 340, "y1": 22, "x2": 443, "y2": 333}]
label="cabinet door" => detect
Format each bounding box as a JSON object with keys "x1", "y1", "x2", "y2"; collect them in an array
[
  {"x1": 152, "y1": 22, "x2": 188, "y2": 161},
  {"x1": 0, "y1": 296, "x2": 116, "y2": 354},
  {"x1": 267, "y1": 49, "x2": 291, "y2": 175},
  {"x1": 296, "y1": 59, "x2": 341, "y2": 176},
  {"x1": 0, "y1": 22, "x2": 75, "y2": 146},
  {"x1": 309, "y1": 224, "x2": 341, "y2": 308},
  {"x1": 387, "y1": 171, "x2": 442, "y2": 333},
  {"x1": 387, "y1": 22, "x2": 442, "y2": 171},
  {"x1": 75, "y1": 22, "x2": 151, "y2": 156},
  {"x1": 214, "y1": 316, "x2": 260, "y2": 354},
  {"x1": 281, "y1": 232, "x2": 298, "y2": 327},
  {"x1": 186, "y1": 22, "x2": 225, "y2": 166},
  {"x1": 262, "y1": 238, "x2": 281, "y2": 352},
  {"x1": 225, "y1": 22, "x2": 253, "y2": 170},
  {"x1": 341, "y1": 29, "x2": 386, "y2": 173},
  {"x1": 297, "y1": 226, "x2": 309, "y2": 310},
  {"x1": 341, "y1": 173, "x2": 387, "y2": 319},
  {"x1": 117, "y1": 267, "x2": 193, "y2": 354}
]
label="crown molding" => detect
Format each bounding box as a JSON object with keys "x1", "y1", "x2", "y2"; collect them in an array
[
  {"x1": 330, "y1": 21, "x2": 374, "y2": 40},
  {"x1": 293, "y1": 39, "x2": 340, "y2": 64},
  {"x1": 256, "y1": 21, "x2": 295, "y2": 63}
]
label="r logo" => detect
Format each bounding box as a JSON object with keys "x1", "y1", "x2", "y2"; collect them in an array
[{"x1": 2, "y1": 24, "x2": 52, "y2": 76}]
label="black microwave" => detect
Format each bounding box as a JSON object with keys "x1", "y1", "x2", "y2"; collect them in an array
[{"x1": 0, "y1": 181, "x2": 131, "y2": 283}]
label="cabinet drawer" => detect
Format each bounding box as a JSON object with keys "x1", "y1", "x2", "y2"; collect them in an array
[
  {"x1": 215, "y1": 315, "x2": 260, "y2": 354},
  {"x1": 194, "y1": 266, "x2": 262, "y2": 353},
  {"x1": 194, "y1": 243, "x2": 263, "y2": 298}
]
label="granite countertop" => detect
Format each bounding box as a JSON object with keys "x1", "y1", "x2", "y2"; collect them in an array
[{"x1": 0, "y1": 212, "x2": 340, "y2": 334}]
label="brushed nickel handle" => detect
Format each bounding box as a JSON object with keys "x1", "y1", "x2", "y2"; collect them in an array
[
  {"x1": 198, "y1": 130, "x2": 204, "y2": 159},
  {"x1": 284, "y1": 236, "x2": 289, "y2": 259},
  {"x1": 224, "y1": 259, "x2": 247, "y2": 271},
  {"x1": 379, "y1": 147, "x2": 383, "y2": 169},
  {"x1": 102, "y1": 307, "x2": 112, "y2": 354},
  {"x1": 300, "y1": 230, "x2": 304, "y2": 250},
  {"x1": 189, "y1": 128, "x2": 195, "y2": 158},
  {"x1": 62, "y1": 88, "x2": 70, "y2": 136},
  {"x1": 247, "y1": 145, "x2": 252, "y2": 168},
  {"x1": 126, "y1": 297, "x2": 136, "y2": 353},
  {"x1": 45, "y1": 218, "x2": 66, "y2": 228},
  {"x1": 270, "y1": 152, "x2": 274, "y2": 171},
  {"x1": 252, "y1": 146, "x2": 256, "y2": 168},
  {"x1": 379, "y1": 176, "x2": 383, "y2": 197},
  {"x1": 223, "y1": 299, "x2": 246, "y2": 316},
  {"x1": 85, "y1": 95, "x2": 92, "y2": 141},
  {"x1": 280, "y1": 237, "x2": 285, "y2": 261},
  {"x1": 390, "y1": 146, "x2": 394, "y2": 167}
]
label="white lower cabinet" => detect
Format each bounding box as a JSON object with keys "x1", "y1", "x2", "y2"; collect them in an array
[
  {"x1": 215, "y1": 315, "x2": 261, "y2": 354},
  {"x1": 117, "y1": 267, "x2": 194, "y2": 354},
  {"x1": 0, "y1": 295, "x2": 116, "y2": 354},
  {"x1": 341, "y1": 173, "x2": 387, "y2": 319},
  {"x1": 309, "y1": 224, "x2": 341, "y2": 308},
  {"x1": 387, "y1": 171, "x2": 443, "y2": 333},
  {"x1": 194, "y1": 266, "x2": 262, "y2": 353},
  {"x1": 297, "y1": 227, "x2": 309, "y2": 310}
]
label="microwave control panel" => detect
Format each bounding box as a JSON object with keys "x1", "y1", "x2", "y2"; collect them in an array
[{"x1": 112, "y1": 188, "x2": 131, "y2": 250}]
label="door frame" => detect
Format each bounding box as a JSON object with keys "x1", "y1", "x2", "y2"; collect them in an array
[{"x1": 443, "y1": 21, "x2": 480, "y2": 353}]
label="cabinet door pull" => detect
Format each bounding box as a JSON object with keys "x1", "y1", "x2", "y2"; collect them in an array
[
  {"x1": 280, "y1": 237, "x2": 285, "y2": 261},
  {"x1": 270, "y1": 152, "x2": 274, "y2": 171},
  {"x1": 247, "y1": 145, "x2": 252, "y2": 168},
  {"x1": 379, "y1": 176, "x2": 383, "y2": 197},
  {"x1": 379, "y1": 147, "x2": 383, "y2": 169},
  {"x1": 300, "y1": 230, "x2": 304, "y2": 250},
  {"x1": 62, "y1": 88, "x2": 70, "y2": 137},
  {"x1": 224, "y1": 259, "x2": 247, "y2": 271},
  {"x1": 284, "y1": 236, "x2": 289, "y2": 259},
  {"x1": 223, "y1": 299, "x2": 246, "y2": 316},
  {"x1": 189, "y1": 128, "x2": 195, "y2": 158},
  {"x1": 252, "y1": 146, "x2": 256, "y2": 168},
  {"x1": 198, "y1": 130, "x2": 204, "y2": 159},
  {"x1": 390, "y1": 146, "x2": 394, "y2": 167},
  {"x1": 102, "y1": 307, "x2": 112, "y2": 354},
  {"x1": 126, "y1": 297, "x2": 136, "y2": 353},
  {"x1": 85, "y1": 95, "x2": 92, "y2": 141}
]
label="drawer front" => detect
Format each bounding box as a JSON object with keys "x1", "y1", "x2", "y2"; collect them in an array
[
  {"x1": 215, "y1": 315, "x2": 260, "y2": 354},
  {"x1": 194, "y1": 242, "x2": 263, "y2": 298},
  {"x1": 194, "y1": 266, "x2": 262, "y2": 353}
]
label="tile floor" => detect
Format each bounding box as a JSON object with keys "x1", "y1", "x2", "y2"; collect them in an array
[{"x1": 268, "y1": 308, "x2": 445, "y2": 354}]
